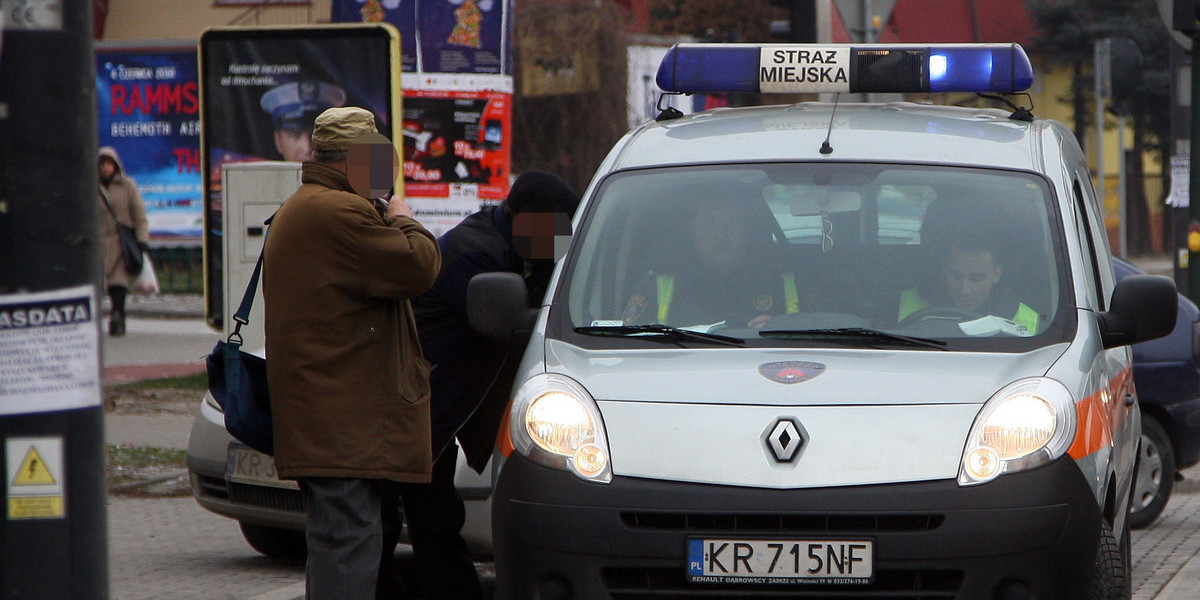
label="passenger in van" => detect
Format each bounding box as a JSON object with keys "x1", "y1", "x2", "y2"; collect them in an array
[
  {"x1": 621, "y1": 194, "x2": 798, "y2": 330},
  {"x1": 898, "y1": 235, "x2": 1040, "y2": 334}
]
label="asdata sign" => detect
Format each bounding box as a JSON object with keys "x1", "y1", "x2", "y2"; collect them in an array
[{"x1": 6, "y1": 437, "x2": 65, "y2": 519}]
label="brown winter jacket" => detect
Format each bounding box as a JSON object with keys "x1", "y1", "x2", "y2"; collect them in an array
[
  {"x1": 263, "y1": 161, "x2": 441, "y2": 483},
  {"x1": 98, "y1": 147, "x2": 149, "y2": 288}
]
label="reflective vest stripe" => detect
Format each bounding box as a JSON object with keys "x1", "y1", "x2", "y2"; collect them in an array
[
  {"x1": 1013, "y1": 302, "x2": 1040, "y2": 334},
  {"x1": 898, "y1": 288, "x2": 928, "y2": 322},
  {"x1": 899, "y1": 288, "x2": 1039, "y2": 334},
  {"x1": 783, "y1": 273, "x2": 799, "y2": 314},
  {"x1": 657, "y1": 274, "x2": 674, "y2": 323}
]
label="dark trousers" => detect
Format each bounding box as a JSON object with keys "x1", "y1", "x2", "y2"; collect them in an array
[
  {"x1": 299, "y1": 477, "x2": 385, "y2": 600},
  {"x1": 378, "y1": 446, "x2": 484, "y2": 600}
]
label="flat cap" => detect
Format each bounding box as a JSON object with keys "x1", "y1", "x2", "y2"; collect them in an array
[{"x1": 311, "y1": 107, "x2": 378, "y2": 153}]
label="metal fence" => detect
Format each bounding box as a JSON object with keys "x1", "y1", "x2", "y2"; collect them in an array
[{"x1": 148, "y1": 245, "x2": 203, "y2": 294}]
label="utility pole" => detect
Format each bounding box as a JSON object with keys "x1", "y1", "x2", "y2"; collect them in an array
[
  {"x1": 1095, "y1": 39, "x2": 1109, "y2": 253},
  {"x1": 0, "y1": 2, "x2": 110, "y2": 598}
]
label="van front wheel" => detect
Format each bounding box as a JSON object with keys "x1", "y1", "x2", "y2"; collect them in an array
[{"x1": 1090, "y1": 521, "x2": 1129, "y2": 600}]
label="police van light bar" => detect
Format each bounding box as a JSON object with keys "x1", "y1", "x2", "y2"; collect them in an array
[{"x1": 655, "y1": 43, "x2": 1033, "y2": 95}]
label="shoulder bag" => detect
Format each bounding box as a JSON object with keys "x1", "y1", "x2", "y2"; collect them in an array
[
  {"x1": 100, "y1": 186, "x2": 144, "y2": 276},
  {"x1": 205, "y1": 233, "x2": 273, "y2": 455}
]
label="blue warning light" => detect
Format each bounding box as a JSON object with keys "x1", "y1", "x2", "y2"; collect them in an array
[{"x1": 656, "y1": 43, "x2": 1033, "y2": 96}]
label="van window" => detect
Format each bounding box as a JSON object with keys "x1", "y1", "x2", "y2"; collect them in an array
[{"x1": 561, "y1": 163, "x2": 1071, "y2": 351}]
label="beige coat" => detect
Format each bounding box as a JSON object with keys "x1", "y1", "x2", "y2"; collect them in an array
[
  {"x1": 98, "y1": 147, "x2": 149, "y2": 288},
  {"x1": 263, "y1": 161, "x2": 441, "y2": 483}
]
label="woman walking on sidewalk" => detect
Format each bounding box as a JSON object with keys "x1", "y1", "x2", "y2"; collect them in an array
[{"x1": 98, "y1": 146, "x2": 149, "y2": 336}]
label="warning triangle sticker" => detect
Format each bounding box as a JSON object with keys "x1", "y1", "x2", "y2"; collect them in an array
[{"x1": 12, "y1": 447, "x2": 56, "y2": 486}]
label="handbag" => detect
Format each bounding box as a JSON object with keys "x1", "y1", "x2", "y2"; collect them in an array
[
  {"x1": 100, "y1": 186, "x2": 144, "y2": 276},
  {"x1": 205, "y1": 238, "x2": 274, "y2": 455}
]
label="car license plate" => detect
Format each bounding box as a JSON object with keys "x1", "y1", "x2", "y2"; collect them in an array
[
  {"x1": 225, "y1": 443, "x2": 297, "y2": 490},
  {"x1": 687, "y1": 538, "x2": 873, "y2": 584}
]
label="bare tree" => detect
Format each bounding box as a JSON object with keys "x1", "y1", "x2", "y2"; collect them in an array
[{"x1": 512, "y1": 0, "x2": 631, "y2": 193}]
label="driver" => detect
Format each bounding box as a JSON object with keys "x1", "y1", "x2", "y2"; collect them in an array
[
  {"x1": 898, "y1": 237, "x2": 1041, "y2": 334},
  {"x1": 621, "y1": 194, "x2": 798, "y2": 330}
]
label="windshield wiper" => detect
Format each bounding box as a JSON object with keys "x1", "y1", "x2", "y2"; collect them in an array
[
  {"x1": 758, "y1": 327, "x2": 947, "y2": 350},
  {"x1": 574, "y1": 324, "x2": 744, "y2": 347}
]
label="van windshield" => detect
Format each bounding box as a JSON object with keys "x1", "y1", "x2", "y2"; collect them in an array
[{"x1": 559, "y1": 163, "x2": 1071, "y2": 351}]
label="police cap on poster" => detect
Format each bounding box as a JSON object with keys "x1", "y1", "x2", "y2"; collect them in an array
[{"x1": 260, "y1": 80, "x2": 347, "y2": 131}]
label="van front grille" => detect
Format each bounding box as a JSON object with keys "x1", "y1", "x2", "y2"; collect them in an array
[{"x1": 621, "y1": 512, "x2": 944, "y2": 533}]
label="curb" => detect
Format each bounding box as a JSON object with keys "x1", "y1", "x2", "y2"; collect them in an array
[{"x1": 104, "y1": 363, "x2": 206, "y2": 385}]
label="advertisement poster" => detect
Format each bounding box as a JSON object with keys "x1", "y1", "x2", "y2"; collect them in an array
[
  {"x1": 331, "y1": 0, "x2": 511, "y2": 76},
  {"x1": 96, "y1": 44, "x2": 202, "y2": 239},
  {"x1": 200, "y1": 24, "x2": 401, "y2": 327},
  {"x1": 417, "y1": 0, "x2": 509, "y2": 75},
  {"x1": 330, "y1": 0, "x2": 419, "y2": 73},
  {"x1": 402, "y1": 89, "x2": 510, "y2": 200}
]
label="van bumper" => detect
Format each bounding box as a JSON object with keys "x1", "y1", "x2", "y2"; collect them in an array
[{"x1": 492, "y1": 454, "x2": 1108, "y2": 600}]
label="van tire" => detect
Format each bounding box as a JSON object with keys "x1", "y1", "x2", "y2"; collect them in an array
[
  {"x1": 1129, "y1": 416, "x2": 1175, "y2": 529},
  {"x1": 240, "y1": 522, "x2": 306, "y2": 559},
  {"x1": 1090, "y1": 521, "x2": 1127, "y2": 600}
]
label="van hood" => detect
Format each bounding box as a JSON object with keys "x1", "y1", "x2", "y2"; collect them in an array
[
  {"x1": 541, "y1": 339, "x2": 1071, "y2": 488},
  {"x1": 545, "y1": 339, "x2": 1068, "y2": 406}
]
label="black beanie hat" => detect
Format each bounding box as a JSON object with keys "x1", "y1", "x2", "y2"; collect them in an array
[{"x1": 501, "y1": 171, "x2": 581, "y2": 218}]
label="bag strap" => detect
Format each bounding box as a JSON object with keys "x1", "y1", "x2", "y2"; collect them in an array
[
  {"x1": 99, "y1": 186, "x2": 130, "y2": 227},
  {"x1": 228, "y1": 212, "x2": 276, "y2": 346}
]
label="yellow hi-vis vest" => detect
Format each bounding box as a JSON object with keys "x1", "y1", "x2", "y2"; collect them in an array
[
  {"x1": 898, "y1": 288, "x2": 1039, "y2": 334},
  {"x1": 656, "y1": 273, "x2": 799, "y2": 323}
]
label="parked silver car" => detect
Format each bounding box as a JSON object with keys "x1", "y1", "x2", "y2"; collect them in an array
[{"x1": 186, "y1": 389, "x2": 494, "y2": 558}]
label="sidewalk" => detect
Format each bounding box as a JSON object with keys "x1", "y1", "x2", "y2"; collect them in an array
[
  {"x1": 120, "y1": 292, "x2": 206, "y2": 320},
  {"x1": 1127, "y1": 253, "x2": 1175, "y2": 278}
]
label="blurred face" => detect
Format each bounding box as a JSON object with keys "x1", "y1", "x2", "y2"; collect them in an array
[
  {"x1": 943, "y1": 248, "x2": 1002, "y2": 311},
  {"x1": 274, "y1": 128, "x2": 313, "y2": 162},
  {"x1": 99, "y1": 158, "x2": 116, "y2": 180},
  {"x1": 346, "y1": 132, "x2": 400, "y2": 199},
  {"x1": 513, "y1": 210, "x2": 572, "y2": 261},
  {"x1": 690, "y1": 202, "x2": 746, "y2": 273}
]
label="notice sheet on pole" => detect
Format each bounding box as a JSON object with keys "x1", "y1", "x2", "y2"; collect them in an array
[{"x1": 0, "y1": 285, "x2": 100, "y2": 415}]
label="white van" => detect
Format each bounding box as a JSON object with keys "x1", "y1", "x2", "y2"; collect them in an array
[{"x1": 469, "y1": 43, "x2": 1178, "y2": 600}]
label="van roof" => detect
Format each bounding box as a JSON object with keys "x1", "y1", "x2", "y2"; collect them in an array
[{"x1": 607, "y1": 101, "x2": 1066, "y2": 174}]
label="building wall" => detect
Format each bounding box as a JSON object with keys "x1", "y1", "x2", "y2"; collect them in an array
[{"x1": 101, "y1": 0, "x2": 332, "y2": 41}]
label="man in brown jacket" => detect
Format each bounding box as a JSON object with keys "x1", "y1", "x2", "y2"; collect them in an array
[{"x1": 262, "y1": 106, "x2": 440, "y2": 600}]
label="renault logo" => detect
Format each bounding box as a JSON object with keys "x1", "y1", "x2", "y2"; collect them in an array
[{"x1": 764, "y1": 418, "x2": 805, "y2": 463}]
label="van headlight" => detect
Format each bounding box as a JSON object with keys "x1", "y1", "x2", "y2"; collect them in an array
[
  {"x1": 958, "y1": 378, "x2": 1076, "y2": 486},
  {"x1": 511, "y1": 374, "x2": 612, "y2": 483}
]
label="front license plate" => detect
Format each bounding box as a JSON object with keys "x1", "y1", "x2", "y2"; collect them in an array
[
  {"x1": 687, "y1": 538, "x2": 873, "y2": 584},
  {"x1": 225, "y1": 443, "x2": 297, "y2": 489}
]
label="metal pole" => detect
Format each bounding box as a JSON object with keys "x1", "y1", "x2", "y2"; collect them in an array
[
  {"x1": 1095, "y1": 41, "x2": 1106, "y2": 227},
  {"x1": 1118, "y1": 114, "x2": 1128, "y2": 257},
  {"x1": 862, "y1": 0, "x2": 874, "y2": 102},
  {"x1": 0, "y1": 3, "x2": 109, "y2": 598},
  {"x1": 1189, "y1": 30, "x2": 1200, "y2": 304}
]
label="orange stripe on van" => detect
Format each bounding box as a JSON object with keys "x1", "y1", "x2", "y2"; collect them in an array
[
  {"x1": 496, "y1": 400, "x2": 515, "y2": 458},
  {"x1": 1067, "y1": 368, "x2": 1134, "y2": 460}
]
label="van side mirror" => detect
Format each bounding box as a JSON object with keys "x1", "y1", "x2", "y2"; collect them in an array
[
  {"x1": 1099, "y1": 274, "x2": 1177, "y2": 348},
  {"x1": 467, "y1": 272, "x2": 537, "y2": 347}
]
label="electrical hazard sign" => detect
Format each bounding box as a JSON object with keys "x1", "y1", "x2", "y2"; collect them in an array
[{"x1": 6, "y1": 437, "x2": 65, "y2": 519}]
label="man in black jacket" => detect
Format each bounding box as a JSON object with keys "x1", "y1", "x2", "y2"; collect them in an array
[{"x1": 378, "y1": 171, "x2": 580, "y2": 600}]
